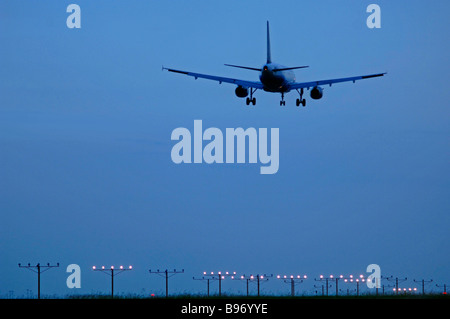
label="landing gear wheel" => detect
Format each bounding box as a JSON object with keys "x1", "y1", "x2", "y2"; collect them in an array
[
  {"x1": 296, "y1": 89, "x2": 306, "y2": 108},
  {"x1": 280, "y1": 100, "x2": 286, "y2": 106},
  {"x1": 296, "y1": 98, "x2": 306, "y2": 107},
  {"x1": 245, "y1": 88, "x2": 258, "y2": 106}
]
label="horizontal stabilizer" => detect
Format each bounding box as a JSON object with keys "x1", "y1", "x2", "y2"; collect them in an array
[
  {"x1": 273, "y1": 66, "x2": 309, "y2": 72},
  {"x1": 224, "y1": 64, "x2": 261, "y2": 71}
]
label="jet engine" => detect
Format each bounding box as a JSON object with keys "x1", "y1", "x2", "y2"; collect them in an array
[
  {"x1": 235, "y1": 85, "x2": 249, "y2": 98},
  {"x1": 310, "y1": 86, "x2": 323, "y2": 99}
]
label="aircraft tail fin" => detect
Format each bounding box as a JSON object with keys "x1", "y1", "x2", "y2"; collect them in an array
[{"x1": 266, "y1": 21, "x2": 272, "y2": 63}]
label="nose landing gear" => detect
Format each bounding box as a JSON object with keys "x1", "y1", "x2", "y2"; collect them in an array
[{"x1": 280, "y1": 92, "x2": 286, "y2": 106}]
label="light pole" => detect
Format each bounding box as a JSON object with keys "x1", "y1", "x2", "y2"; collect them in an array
[
  {"x1": 276, "y1": 275, "x2": 307, "y2": 297},
  {"x1": 18, "y1": 263, "x2": 59, "y2": 299},
  {"x1": 385, "y1": 276, "x2": 407, "y2": 295},
  {"x1": 315, "y1": 275, "x2": 334, "y2": 296},
  {"x1": 333, "y1": 275, "x2": 343, "y2": 296},
  {"x1": 202, "y1": 271, "x2": 236, "y2": 296},
  {"x1": 413, "y1": 278, "x2": 433, "y2": 295},
  {"x1": 251, "y1": 274, "x2": 272, "y2": 297},
  {"x1": 381, "y1": 284, "x2": 394, "y2": 295},
  {"x1": 193, "y1": 276, "x2": 212, "y2": 297},
  {"x1": 233, "y1": 275, "x2": 251, "y2": 296},
  {"x1": 343, "y1": 275, "x2": 366, "y2": 296},
  {"x1": 237, "y1": 274, "x2": 272, "y2": 297},
  {"x1": 149, "y1": 269, "x2": 184, "y2": 298},
  {"x1": 92, "y1": 265, "x2": 133, "y2": 298},
  {"x1": 436, "y1": 283, "x2": 449, "y2": 295}
]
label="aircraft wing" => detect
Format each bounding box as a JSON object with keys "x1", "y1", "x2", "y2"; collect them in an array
[
  {"x1": 288, "y1": 72, "x2": 386, "y2": 90},
  {"x1": 163, "y1": 67, "x2": 264, "y2": 89}
]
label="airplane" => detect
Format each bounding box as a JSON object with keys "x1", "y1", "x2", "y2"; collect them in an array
[{"x1": 163, "y1": 21, "x2": 386, "y2": 107}]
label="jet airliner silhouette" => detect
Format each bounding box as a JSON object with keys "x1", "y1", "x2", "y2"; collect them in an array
[{"x1": 163, "y1": 21, "x2": 385, "y2": 106}]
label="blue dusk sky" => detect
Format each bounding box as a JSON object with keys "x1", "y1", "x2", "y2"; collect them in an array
[{"x1": 0, "y1": 0, "x2": 449, "y2": 297}]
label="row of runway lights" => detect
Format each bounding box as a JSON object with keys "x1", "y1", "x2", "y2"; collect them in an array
[
  {"x1": 89, "y1": 268, "x2": 420, "y2": 286},
  {"x1": 89, "y1": 268, "x2": 372, "y2": 284},
  {"x1": 202, "y1": 272, "x2": 366, "y2": 282},
  {"x1": 92, "y1": 265, "x2": 132, "y2": 270},
  {"x1": 200, "y1": 272, "x2": 423, "y2": 295},
  {"x1": 89, "y1": 268, "x2": 424, "y2": 294},
  {"x1": 394, "y1": 288, "x2": 418, "y2": 292}
]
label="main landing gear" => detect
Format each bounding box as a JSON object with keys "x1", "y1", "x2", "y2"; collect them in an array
[
  {"x1": 296, "y1": 88, "x2": 306, "y2": 107},
  {"x1": 246, "y1": 97, "x2": 256, "y2": 105},
  {"x1": 279, "y1": 90, "x2": 306, "y2": 107},
  {"x1": 246, "y1": 88, "x2": 257, "y2": 105}
]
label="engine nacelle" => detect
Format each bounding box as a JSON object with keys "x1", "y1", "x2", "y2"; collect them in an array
[
  {"x1": 235, "y1": 85, "x2": 249, "y2": 98},
  {"x1": 310, "y1": 86, "x2": 323, "y2": 100}
]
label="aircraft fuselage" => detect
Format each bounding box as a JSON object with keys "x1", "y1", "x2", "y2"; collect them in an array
[{"x1": 259, "y1": 63, "x2": 296, "y2": 93}]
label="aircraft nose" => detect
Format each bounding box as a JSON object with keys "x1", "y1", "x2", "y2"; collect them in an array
[{"x1": 263, "y1": 65, "x2": 268, "y2": 71}]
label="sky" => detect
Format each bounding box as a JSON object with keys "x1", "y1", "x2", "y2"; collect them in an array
[{"x1": 0, "y1": 0, "x2": 449, "y2": 297}]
